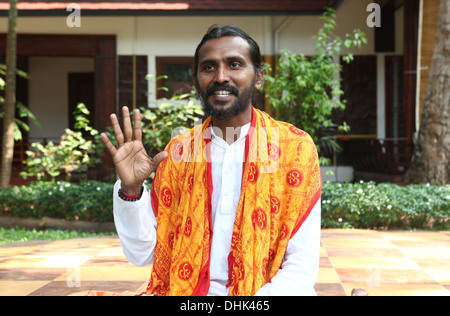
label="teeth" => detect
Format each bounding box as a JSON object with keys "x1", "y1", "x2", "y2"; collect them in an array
[{"x1": 214, "y1": 90, "x2": 232, "y2": 96}]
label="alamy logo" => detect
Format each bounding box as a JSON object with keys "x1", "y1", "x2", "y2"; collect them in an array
[
  {"x1": 66, "y1": 3, "x2": 81, "y2": 28},
  {"x1": 66, "y1": 266, "x2": 81, "y2": 287},
  {"x1": 367, "y1": 3, "x2": 381, "y2": 28}
]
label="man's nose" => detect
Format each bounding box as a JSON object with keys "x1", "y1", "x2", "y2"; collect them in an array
[{"x1": 215, "y1": 65, "x2": 230, "y2": 84}]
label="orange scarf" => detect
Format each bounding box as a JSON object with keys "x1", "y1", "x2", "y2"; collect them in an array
[{"x1": 146, "y1": 107, "x2": 321, "y2": 296}]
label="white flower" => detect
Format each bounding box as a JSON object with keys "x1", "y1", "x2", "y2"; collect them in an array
[
  {"x1": 387, "y1": 205, "x2": 392, "y2": 209},
  {"x1": 338, "y1": 218, "x2": 343, "y2": 222},
  {"x1": 356, "y1": 189, "x2": 363, "y2": 194},
  {"x1": 96, "y1": 187, "x2": 101, "y2": 191}
]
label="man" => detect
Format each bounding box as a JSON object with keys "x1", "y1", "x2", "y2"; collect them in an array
[{"x1": 101, "y1": 25, "x2": 322, "y2": 296}]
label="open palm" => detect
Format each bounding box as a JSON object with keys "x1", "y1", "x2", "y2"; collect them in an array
[{"x1": 101, "y1": 106, "x2": 168, "y2": 195}]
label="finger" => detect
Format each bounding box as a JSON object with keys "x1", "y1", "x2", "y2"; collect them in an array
[
  {"x1": 100, "y1": 132, "x2": 117, "y2": 157},
  {"x1": 133, "y1": 109, "x2": 142, "y2": 142},
  {"x1": 122, "y1": 106, "x2": 133, "y2": 143},
  {"x1": 110, "y1": 113, "x2": 124, "y2": 147},
  {"x1": 151, "y1": 151, "x2": 168, "y2": 168}
]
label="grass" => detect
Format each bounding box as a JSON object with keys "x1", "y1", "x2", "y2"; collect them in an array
[{"x1": 0, "y1": 227, "x2": 117, "y2": 246}]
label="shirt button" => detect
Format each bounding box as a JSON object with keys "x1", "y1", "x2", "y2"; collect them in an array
[{"x1": 225, "y1": 169, "x2": 231, "y2": 175}]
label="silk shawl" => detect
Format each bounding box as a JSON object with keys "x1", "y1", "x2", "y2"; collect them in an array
[{"x1": 146, "y1": 107, "x2": 321, "y2": 296}]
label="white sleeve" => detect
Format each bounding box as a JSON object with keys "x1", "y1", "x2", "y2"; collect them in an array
[
  {"x1": 113, "y1": 180, "x2": 157, "y2": 267},
  {"x1": 254, "y1": 198, "x2": 321, "y2": 296}
]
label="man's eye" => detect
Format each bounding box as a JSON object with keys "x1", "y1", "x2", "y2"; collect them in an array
[
  {"x1": 230, "y1": 62, "x2": 241, "y2": 68},
  {"x1": 203, "y1": 65, "x2": 215, "y2": 71}
]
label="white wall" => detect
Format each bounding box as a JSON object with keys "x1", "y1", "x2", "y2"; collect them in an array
[{"x1": 28, "y1": 57, "x2": 94, "y2": 142}]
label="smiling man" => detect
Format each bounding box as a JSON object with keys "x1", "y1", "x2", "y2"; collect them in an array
[{"x1": 101, "y1": 25, "x2": 322, "y2": 296}]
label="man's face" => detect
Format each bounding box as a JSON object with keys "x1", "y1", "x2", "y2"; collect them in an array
[{"x1": 194, "y1": 36, "x2": 262, "y2": 120}]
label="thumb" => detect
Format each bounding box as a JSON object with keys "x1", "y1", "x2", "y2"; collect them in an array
[{"x1": 151, "y1": 151, "x2": 168, "y2": 168}]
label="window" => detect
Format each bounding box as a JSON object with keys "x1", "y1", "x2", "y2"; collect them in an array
[{"x1": 156, "y1": 57, "x2": 195, "y2": 99}]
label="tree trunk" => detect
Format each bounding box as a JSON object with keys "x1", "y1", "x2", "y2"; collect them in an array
[
  {"x1": 0, "y1": 0, "x2": 18, "y2": 188},
  {"x1": 406, "y1": 0, "x2": 450, "y2": 185}
]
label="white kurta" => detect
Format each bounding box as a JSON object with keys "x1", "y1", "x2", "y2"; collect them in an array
[{"x1": 113, "y1": 123, "x2": 321, "y2": 296}]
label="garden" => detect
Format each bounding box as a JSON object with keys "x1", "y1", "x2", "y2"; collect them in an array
[
  {"x1": 1, "y1": 10, "x2": 448, "y2": 245},
  {"x1": 1, "y1": 103, "x2": 448, "y2": 245},
  {"x1": 0, "y1": 179, "x2": 448, "y2": 240}
]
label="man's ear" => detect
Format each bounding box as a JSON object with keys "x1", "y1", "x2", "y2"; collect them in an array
[{"x1": 255, "y1": 69, "x2": 265, "y2": 90}]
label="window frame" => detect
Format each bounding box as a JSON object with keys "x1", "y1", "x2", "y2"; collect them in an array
[{"x1": 155, "y1": 56, "x2": 195, "y2": 99}]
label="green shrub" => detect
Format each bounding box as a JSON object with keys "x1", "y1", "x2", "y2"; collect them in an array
[
  {"x1": 139, "y1": 96, "x2": 205, "y2": 156},
  {"x1": 1, "y1": 180, "x2": 448, "y2": 230},
  {"x1": 262, "y1": 9, "x2": 366, "y2": 165},
  {"x1": 20, "y1": 104, "x2": 101, "y2": 181},
  {"x1": 0, "y1": 181, "x2": 114, "y2": 222},
  {"x1": 321, "y1": 181, "x2": 450, "y2": 230}
]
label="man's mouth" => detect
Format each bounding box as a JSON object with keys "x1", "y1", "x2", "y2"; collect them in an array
[
  {"x1": 207, "y1": 84, "x2": 239, "y2": 99},
  {"x1": 213, "y1": 90, "x2": 233, "y2": 96}
]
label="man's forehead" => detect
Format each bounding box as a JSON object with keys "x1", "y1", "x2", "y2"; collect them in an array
[{"x1": 197, "y1": 36, "x2": 251, "y2": 61}]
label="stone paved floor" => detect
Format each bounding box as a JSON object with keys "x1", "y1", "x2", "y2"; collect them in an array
[{"x1": 0, "y1": 229, "x2": 449, "y2": 296}]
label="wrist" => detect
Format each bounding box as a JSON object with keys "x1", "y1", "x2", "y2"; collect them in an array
[
  {"x1": 118, "y1": 186, "x2": 144, "y2": 202},
  {"x1": 120, "y1": 184, "x2": 144, "y2": 196}
]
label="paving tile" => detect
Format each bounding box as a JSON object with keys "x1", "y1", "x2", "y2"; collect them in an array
[
  {"x1": 335, "y1": 268, "x2": 439, "y2": 284},
  {"x1": 0, "y1": 267, "x2": 66, "y2": 281},
  {"x1": 0, "y1": 244, "x2": 47, "y2": 257},
  {"x1": 424, "y1": 270, "x2": 450, "y2": 285},
  {"x1": 321, "y1": 229, "x2": 382, "y2": 240},
  {"x1": 27, "y1": 281, "x2": 145, "y2": 296},
  {"x1": 319, "y1": 256, "x2": 333, "y2": 268},
  {"x1": 0, "y1": 254, "x2": 93, "y2": 269},
  {"x1": 54, "y1": 266, "x2": 150, "y2": 282},
  {"x1": 321, "y1": 239, "x2": 398, "y2": 249},
  {"x1": 413, "y1": 257, "x2": 450, "y2": 270},
  {"x1": 328, "y1": 256, "x2": 422, "y2": 270},
  {"x1": 83, "y1": 257, "x2": 132, "y2": 267},
  {"x1": 341, "y1": 282, "x2": 450, "y2": 296},
  {"x1": 316, "y1": 268, "x2": 341, "y2": 283},
  {"x1": 314, "y1": 283, "x2": 346, "y2": 296},
  {"x1": 319, "y1": 246, "x2": 328, "y2": 257},
  {"x1": 325, "y1": 247, "x2": 405, "y2": 257},
  {"x1": 399, "y1": 247, "x2": 450, "y2": 259},
  {"x1": 0, "y1": 280, "x2": 50, "y2": 296},
  {"x1": 1, "y1": 230, "x2": 449, "y2": 296},
  {"x1": 383, "y1": 232, "x2": 450, "y2": 248}
]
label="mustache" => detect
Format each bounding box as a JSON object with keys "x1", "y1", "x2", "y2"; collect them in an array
[{"x1": 206, "y1": 83, "x2": 240, "y2": 97}]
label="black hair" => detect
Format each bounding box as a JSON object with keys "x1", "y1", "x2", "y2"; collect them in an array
[{"x1": 193, "y1": 24, "x2": 264, "y2": 78}]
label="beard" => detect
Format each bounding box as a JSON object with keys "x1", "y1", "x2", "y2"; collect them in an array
[{"x1": 196, "y1": 77, "x2": 256, "y2": 120}]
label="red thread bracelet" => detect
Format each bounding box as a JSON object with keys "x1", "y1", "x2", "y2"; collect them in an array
[{"x1": 118, "y1": 186, "x2": 144, "y2": 202}]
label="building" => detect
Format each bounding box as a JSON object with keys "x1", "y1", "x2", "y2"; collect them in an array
[{"x1": 0, "y1": 0, "x2": 439, "y2": 184}]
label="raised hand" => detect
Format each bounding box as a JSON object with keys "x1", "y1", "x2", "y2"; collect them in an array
[{"x1": 101, "y1": 106, "x2": 168, "y2": 195}]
